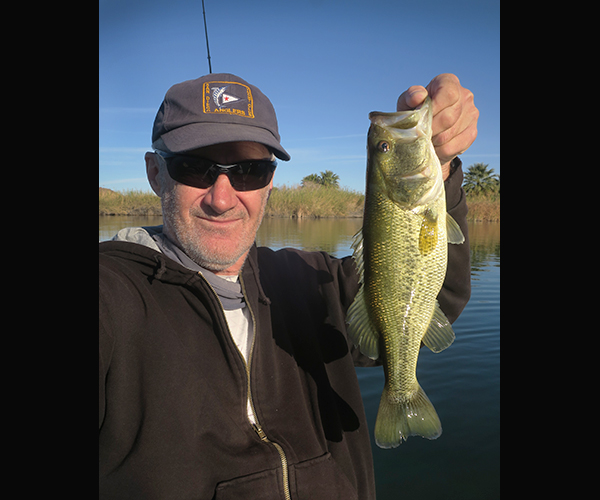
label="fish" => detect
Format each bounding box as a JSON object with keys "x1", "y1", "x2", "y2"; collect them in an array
[{"x1": 347, "y1": 97, "x2": 465, "y2": 448}]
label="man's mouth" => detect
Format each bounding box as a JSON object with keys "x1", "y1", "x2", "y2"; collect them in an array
[{"x1": 196, "y1": 216, "x2": 243, "y2": 227}]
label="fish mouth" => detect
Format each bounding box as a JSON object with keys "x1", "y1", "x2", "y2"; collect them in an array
[{"x1": 369, "y1": 97, "x2": 432, "y2": 140}]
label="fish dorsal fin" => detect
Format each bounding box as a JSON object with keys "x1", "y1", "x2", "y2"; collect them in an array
[
  {"x1": 422, "y1": 301, "x2": 455, "y2": 353},
  {"x1": 446, "y1": 214, "x2": 465, "y2": 244},
  {"x1": 346, "y1": 228, "x2": 380, "y2": 360},
  {"x1": 347, "y1": 285, "x2": 380, "y2": 360},
  {"x1": 350, "y1": 227, "x2": 365, "y2": 284}
]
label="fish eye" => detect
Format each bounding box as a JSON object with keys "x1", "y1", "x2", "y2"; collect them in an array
[{"x1": 377, "y1": 141, "x2": 390, "y2": 153}]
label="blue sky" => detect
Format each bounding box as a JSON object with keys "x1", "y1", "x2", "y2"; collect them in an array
[{"x1": 99, "y1": 0, "x2": 499, "y2": 193}]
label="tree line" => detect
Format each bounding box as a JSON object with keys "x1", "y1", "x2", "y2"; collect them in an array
[{"x1": 300, "y1": 163, "x2": 500, "y2": 196}]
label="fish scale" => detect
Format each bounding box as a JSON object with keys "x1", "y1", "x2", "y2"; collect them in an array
[
  {"x1": 346, "y1": 97, "x2": 464, "y2": 448},
  {"x1": 367, "y1": 195, "x2": 446, "y2": 394}
]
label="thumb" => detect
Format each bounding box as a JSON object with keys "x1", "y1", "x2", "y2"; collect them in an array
[{"x1": 396, "y1": 85, "x2": 428, "y2": 111}]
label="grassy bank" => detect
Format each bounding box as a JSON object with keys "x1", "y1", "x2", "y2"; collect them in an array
[
  {"x1": 464, "y1": 192, "x2": 500, "y2": 222},
  {"x1": 265, "y1": 184, "x2": 364, "y2": 218},
  {"x1": 98, "y1": 185, "x2": 365, "y2": 218},
  {"x1": 99, "y1": 188, "x2": 162, "y2": 216},
  {"x1": 99, "y1": 186, "x2": 498, "y2": 221}
]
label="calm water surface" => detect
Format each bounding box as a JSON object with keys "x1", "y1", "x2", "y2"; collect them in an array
[{"x1": 99, "y1": 217, "x2": 500, "y2": 499}]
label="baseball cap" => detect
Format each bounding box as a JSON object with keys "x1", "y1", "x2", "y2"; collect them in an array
[{"x1": 151, "y1": 73, "x2": 291, "y2": 161}]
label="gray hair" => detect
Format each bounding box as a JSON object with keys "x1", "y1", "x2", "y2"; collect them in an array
[{"x1": 152, "y1": 151, "x2": 172, "y2": 195}]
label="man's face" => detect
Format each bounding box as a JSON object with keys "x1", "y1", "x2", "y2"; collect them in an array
[{"x1": 149, "y1": 141, "x2": 274, "y2": 275}]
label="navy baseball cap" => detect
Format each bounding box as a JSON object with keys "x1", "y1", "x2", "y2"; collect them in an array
[{"x1": 151, "y1": 73, "x2": 291, "y2": 161}]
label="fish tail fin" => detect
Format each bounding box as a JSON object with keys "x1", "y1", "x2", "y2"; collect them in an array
[{"x1": 374, "y1": 383, "x2": 442, "y2": 448}]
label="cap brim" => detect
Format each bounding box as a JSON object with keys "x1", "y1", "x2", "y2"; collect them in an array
[{"x1": 155, "y1": 122, "x2": 291, "y2": 161}]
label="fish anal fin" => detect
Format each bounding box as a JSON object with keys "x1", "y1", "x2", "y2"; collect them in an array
[
  {"x1": 446, "y1": 213, "x2": 465, "y2": 244},
  {"x1": 422, "y1": 301, "x2": 455, "y2": 353}
]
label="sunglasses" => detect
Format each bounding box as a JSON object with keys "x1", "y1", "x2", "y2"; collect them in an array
[{"x1": 155, "y1": 150, "x2": 277, "y2": 191}]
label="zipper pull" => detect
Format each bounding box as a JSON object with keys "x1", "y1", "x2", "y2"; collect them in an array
[{"x1": 252, "y1": 423, "x2": 268, "y2": 442}]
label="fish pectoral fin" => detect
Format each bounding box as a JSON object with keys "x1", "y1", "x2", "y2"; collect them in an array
[
  {"x1": 422, "y1": 301, "x2": 456, "y2": 353},
  {"x1": 346, "y1": 285, "x2": 380, "y2": 360},
  {"x1": 446, "y1": 214, "x2": 465, "y2": 244}
]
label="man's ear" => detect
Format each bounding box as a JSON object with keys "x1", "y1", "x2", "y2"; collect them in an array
[{"x1": 145, "y1": 152, "x2": 163, "y2": 196}]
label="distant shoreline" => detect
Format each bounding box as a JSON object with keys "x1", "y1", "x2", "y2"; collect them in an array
[{"x1": 99, "y1": 187, "x2": 499, "y2": 222}]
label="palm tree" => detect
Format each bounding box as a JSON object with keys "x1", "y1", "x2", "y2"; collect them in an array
[
  {"x1": 319, "y1": 170, "x2": 340, "y2": 188},
  {"x1": 301, "y1": 170, "x2": 341, "y2": 188},
  {"x1": 463, "y1": 163, "x2": 499, "y2": 195},
  {"x1": 301, "y1": 173, "x2": 321, "y2": 187}
]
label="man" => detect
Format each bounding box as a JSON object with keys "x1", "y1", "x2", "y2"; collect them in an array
[{"x1": 99, "y1": 72, "x2": 478, "y2": 499}]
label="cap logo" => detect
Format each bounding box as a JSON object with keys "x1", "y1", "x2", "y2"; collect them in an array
[{"x1": 203, "y1": 81, "x2": 255, "y2": 118}]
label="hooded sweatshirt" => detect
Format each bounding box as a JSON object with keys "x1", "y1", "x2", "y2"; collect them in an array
[{"x1": 99, "y1": 162, "x2": 470, "y2": 499}]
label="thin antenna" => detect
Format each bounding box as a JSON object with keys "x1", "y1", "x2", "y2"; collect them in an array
[{"x1": 201, "y1": 0, "x2": 212, "y2": 73}]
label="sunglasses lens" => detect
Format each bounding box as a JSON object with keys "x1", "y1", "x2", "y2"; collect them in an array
[
  {"x1": 163, "y1": 154, "x2": 276, "y2": 191},
  {"x1": 228, "y1": 162, "x2": 276, "y2": 191},
  {"x1": 166, "y1": 157, "x2": 216, "y2": 189}
]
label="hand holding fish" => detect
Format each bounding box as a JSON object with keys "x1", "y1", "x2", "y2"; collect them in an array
[{"x1": 396, "y1": 73, "x2": 479, "y2": 179}]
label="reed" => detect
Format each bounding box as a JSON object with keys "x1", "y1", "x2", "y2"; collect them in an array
[
  {"x1": 99, "y1": 188, "x2": 162, "y2": 216},
  {"x1": 464, "y1": 192, "x2": 500, "y2": 222},
  {"x1": 265, "y1": 184, "x2": 365, "y2": 218},
  {"x1": 98, "y1": 186, "x2": 498, "y2": 221}
]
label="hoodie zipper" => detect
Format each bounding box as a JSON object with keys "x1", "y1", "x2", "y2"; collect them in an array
[
  {"x1": 198, "y1": 272, "x2": 292, "y2": 500},
  {"x1": 239, "y1": 274, "x2": 292, "y2": 500}
]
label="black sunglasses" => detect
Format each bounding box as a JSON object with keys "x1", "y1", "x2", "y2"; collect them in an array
[{"x1": 155, "y1": 150, "x2": 277, "y2": 191}]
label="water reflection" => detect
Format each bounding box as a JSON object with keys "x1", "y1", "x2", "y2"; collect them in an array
[
  {"x1": 99, "y1": 216, "x2": 363, "y2": 258},
  {"x1": 256, "y1": 218, "x2": 363, "y2": 257},
  {"x1": 467, "y1": 221, "x2": 500, "y2": 271},
  {"x1": 99, "y1": 217, "x2": 500, "y2": 260},
  {"x1": 99, "y1": 216, "x2": 163, "y2": 242}
]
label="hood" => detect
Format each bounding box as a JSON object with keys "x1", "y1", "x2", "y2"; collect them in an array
[
  {"x1": 110, "y1": 224, "x2": 163, "y2": 251},
  {"x1": 100, "y1": 226, "x2": 194, "y2": 286},
  {"x1": 99, "y1": 225, "x2": 270, "y2": 304}
]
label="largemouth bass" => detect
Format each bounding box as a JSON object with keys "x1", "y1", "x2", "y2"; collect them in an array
[{"x1": 347, "y1": 97, "x2": 465, "y2": 448}]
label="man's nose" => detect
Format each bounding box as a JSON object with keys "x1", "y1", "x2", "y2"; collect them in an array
[{"x1": 202, "y1": 174, "x2": 238, "y2": 214}]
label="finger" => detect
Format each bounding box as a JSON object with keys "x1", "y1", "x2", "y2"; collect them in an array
[
  {"x1": 434, "y1": 118, "x2": 478, "y2": 165},
  {"x1": 431, "y1": 102, "x2": 463, "y2": 144},
  {"x1": 396, "y1": 85, "x2": 428, "y2": 111},
  {"x1": 432, "y1": 89, "x2": 477, "y2": 147},
  {"x1": 426, "y1": 74, "x2": 463, "y2": 141},
  {"x1": 426, "y1": 74, "x2": 461, "y2": 115}
]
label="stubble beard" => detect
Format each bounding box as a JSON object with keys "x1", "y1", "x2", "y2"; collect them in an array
[{"x1": 160, "y1": 185, "x2": 269, "y2": 273}]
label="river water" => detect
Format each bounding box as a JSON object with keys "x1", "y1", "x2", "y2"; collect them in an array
[{"x1": 99, "y1": 216, "x2": 500, "y2": 499}]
